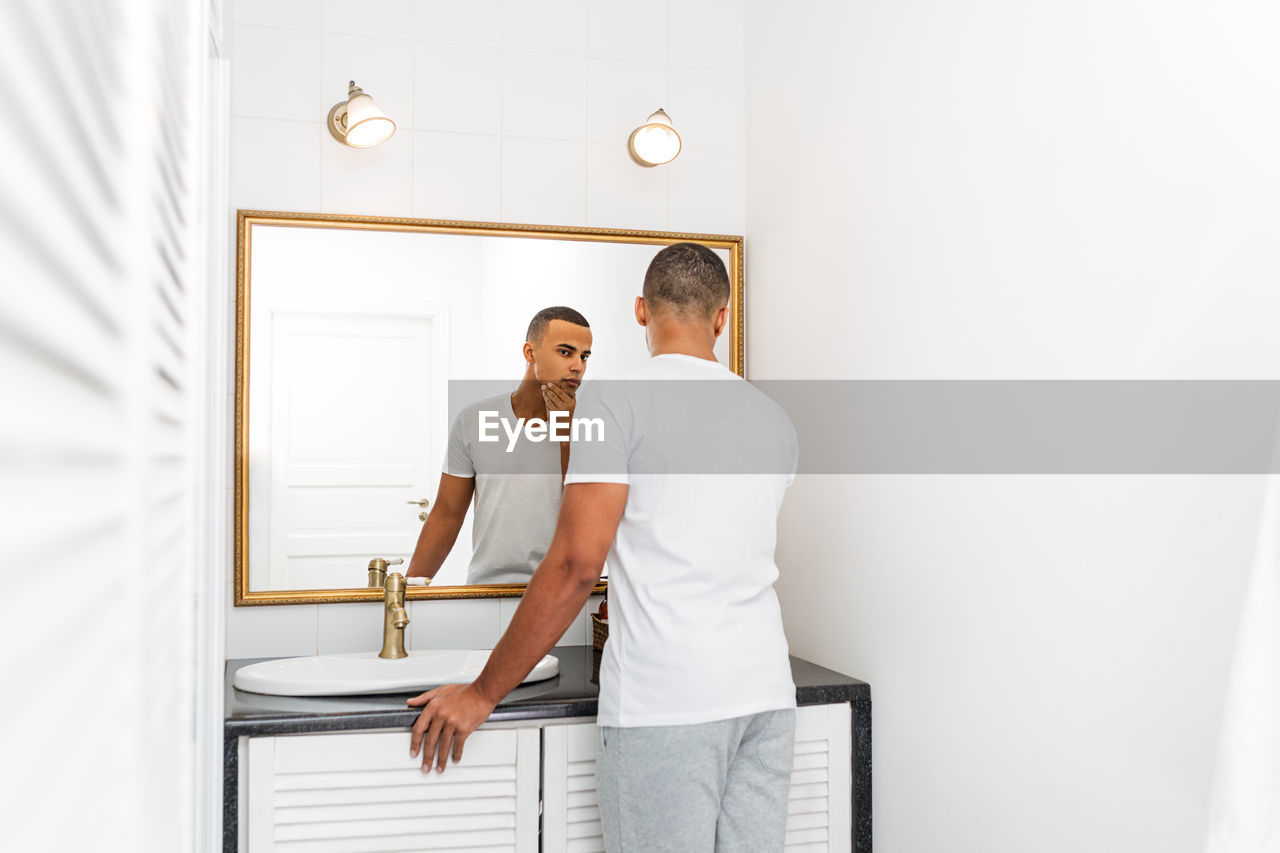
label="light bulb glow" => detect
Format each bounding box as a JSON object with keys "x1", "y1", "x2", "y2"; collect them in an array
[
  {"x1": 347, "y1": 116, "x2": 395, "y2": 147},
  {"x1": 627, "y1": 109, "x2": 681, "y2": 167}
]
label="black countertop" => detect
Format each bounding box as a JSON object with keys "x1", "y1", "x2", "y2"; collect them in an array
[{"x1": 225, "y1": 645, "x2": 870, "y2": 737}]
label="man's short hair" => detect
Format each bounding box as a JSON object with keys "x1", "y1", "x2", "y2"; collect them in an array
[
  {"x1": 526, "y1": 305, "x2": 590, "y2": 343},
  {"x1": 642, "y1": 242, "x2": 730, "y2": 320}
]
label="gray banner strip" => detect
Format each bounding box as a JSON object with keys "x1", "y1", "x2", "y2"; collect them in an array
[{"x1": 449, "y1": 380, "x2": 1280, "y2": 474}]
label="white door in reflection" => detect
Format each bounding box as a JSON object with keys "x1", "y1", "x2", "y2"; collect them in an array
[{"x1": 266, "y1": 313, "x2": 434, "y2": 590}]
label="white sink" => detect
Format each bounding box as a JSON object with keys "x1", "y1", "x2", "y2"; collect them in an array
[{"x1": 233, "y1": 650, "x2": 560, "y2": 697}]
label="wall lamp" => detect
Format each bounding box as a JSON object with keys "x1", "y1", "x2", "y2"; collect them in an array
[
  {"x1": 327, "y1": 81, "x2": 396, "y2": 148},
  {"x1": 627, "y1": 109, "x2": 681, "y2": 167}
]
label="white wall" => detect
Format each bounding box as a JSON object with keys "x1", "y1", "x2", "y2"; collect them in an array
[
  {"x1": 224, "y1": 0, "x2": 747, "y2": 657},
  {"x1": 2, "y1": 1, "x2": 219, "y2": 851},
  {"x1": 746, "y1": 2, "x2": 1280, "y2": 851}
]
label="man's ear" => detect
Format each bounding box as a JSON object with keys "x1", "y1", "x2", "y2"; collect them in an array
[
  {"x1": 523, "y1": 340, "x2": 535, "y2": 363},
  {"x1": 634, "y1": 296, "x2": 648, "y2": 327},
  {"x1": 711, "y1": 305, "x2": 729, "y2": 339}
]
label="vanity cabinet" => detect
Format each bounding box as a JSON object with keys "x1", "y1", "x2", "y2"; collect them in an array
[
  {"x1": 226, "y1": 648, "x2": 871, "y2": 853},
  {"x1": 241, "y1": 706, "x2": 852, "y2": 852}
]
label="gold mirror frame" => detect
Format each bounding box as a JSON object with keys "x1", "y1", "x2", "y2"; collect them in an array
[{"x1": 234, "y1": 210, "x2": 745, "y2": 605}]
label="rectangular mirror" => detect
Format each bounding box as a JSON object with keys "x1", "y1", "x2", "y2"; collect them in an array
[{"x1": 235, "y1": 211, "x2": 744, "y2": 605}]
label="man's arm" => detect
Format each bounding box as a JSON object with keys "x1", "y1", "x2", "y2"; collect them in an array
[
  {"x1": 408, "y1": 482, "x2": 627, "y2": 771},
  {"x1": 405, "y1": 473, "x2": 474, "y2": 580}
]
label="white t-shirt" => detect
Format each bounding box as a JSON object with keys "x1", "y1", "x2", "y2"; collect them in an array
[
  {"x1": 444, "y1": 392, "x2": 562, "y2": 585},
  {"x1": 565, "y1": 354, "x2": 798, "y2": 727}
]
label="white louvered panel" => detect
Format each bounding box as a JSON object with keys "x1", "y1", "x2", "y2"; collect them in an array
[
  {"x1": 788, "y1": 793, "x2": 831, "y2": 817},
  {"x1": 567, "y1": 764, "x2": 599, "y2": 794},
  {"x1": 271, "y1": 728, "x2": 523, "y2": 771},
  {"x1": 275, "y1": 835, "x2": 517, "y2": 853},
  {"x1": 278, "y1": 771, "x2": 518, "y2": 794},
  {"x1": 786, "y1": 732, "x2": 831, "y2": 850},
  {"x1": 788, "y1": 781, "x2": 832, "y2": 801},
  {"x1": 787, "y1": 828, "x2": 834, "y2": 847},
  {"x1": 275, "y1": 816, "x2": 516, "y2": 843},
  {"x1": 564, "y1": 754, "x2": 604, "y2": 852},
  {"x1": 246, "y1": 729, "x2": 540, "y2": 852},
  {"x1": 543, "y1": 723, "x2": 606, "y2": 853},
  {"x1": 0, "y1": 0, "x2": 209, "y2": 851},
  {"x1": 274, "y1": 768, "x2": 520, "y2": 805},
  {"x1": 280, "y1": 768, "x2": 519, "y2": 794},
  {"x1": 276, "y1": 796, "x2": 519, "y2": 822},
  {"x1": 276, "y1": 785, "x2": 517, "y2": 807},
  {"x1": 785, "y1": 704, "x2": 853, "y2": 853}
]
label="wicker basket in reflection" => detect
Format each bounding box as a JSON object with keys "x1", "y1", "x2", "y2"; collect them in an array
[{"x1": 591, "y1": 613, "x2": 608, "y2": 651}]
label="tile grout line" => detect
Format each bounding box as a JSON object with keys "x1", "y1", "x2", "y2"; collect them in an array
[
  {"x1": 499, "y1": 1, "x2": 505, "y2": 223},
  {"x1": 318, "y1": 10, "x2": 327, "y2": 214},
  {"x1": 666, "y1": 0, "x2": 672, "y2": 228},
  {"x1": 587, "y1": 1, "x2": 595, "y2": 223},
  {"x1": 232, "y1": 23, "x2": 741, "y2": 70},
  {"x1": 583, "y1": 0, "x2": 589, "y2": 224},
  {"x1": 410, "y1": 1, "x2": 417, "y2": 216}
]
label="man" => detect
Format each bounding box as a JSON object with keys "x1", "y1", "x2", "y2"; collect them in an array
[
  {"x1": 407, "y1": 244, "x2": 799, "y2": 851},
  {"x1": 405, "y1": 306, "x2": 592, "y2": 585}
]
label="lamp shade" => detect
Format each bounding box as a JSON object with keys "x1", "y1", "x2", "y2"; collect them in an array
[
  {"x1": 627, "y1": 109, "x2": 681, "y2": 167},
  {"x1": 327, "y1": 81, "x2": 396, "y2": 148}
]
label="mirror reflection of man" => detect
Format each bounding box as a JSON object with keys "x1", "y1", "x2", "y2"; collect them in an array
[
  {"x1": 406, "y1": 244, "x2": 800, "y2": 851},
  {"x1": 405, "y1": 306, "x2": 592, "y2": 586}
]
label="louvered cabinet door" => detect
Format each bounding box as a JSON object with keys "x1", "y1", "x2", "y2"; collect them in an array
[
  {"x1": 244, "y1": 728, "x2": 540, "y2": 852},
  {"x1": 542, "y1": 723, "x2": 605, "y2": 853},
  {"x1": 786, "y1": 704, "x2": 853, "y2": 852}
]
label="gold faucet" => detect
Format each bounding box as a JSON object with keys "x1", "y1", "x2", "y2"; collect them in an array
[
  {"x1": 367, "y1": 557, "x2": 404, "y2": 588},
  {"x1": 379, "y1": 572, "x2": 410, "y2": 659}
]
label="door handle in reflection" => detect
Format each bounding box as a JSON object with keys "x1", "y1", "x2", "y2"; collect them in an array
[{"x1": 407, "y1": 498, "x2": 430, "y2": 522}]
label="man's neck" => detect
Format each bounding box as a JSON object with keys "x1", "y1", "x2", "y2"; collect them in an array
[
  {"x1": 647, "y1": 329, "x2": 719, "y2": 363},
  {"x1": 510, "y1": 374, "x2": 547, "y2": 420}
]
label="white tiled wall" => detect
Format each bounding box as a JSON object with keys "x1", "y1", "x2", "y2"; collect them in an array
[
  {"x1": 224, "y1": 0, "x2": 745, "y2": 658},
  {"x1": 227, "y1": 0, "x2": 745, "y2": 231}
]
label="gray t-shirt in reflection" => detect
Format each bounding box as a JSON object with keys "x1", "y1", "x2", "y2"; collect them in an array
[{"x1": 444, "y1": 392, "x2": 562, "y2": 585}]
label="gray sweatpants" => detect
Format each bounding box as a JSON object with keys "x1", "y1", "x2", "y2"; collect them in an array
[{"x1": 596, "y1": 709, "x2": 796, "y2": 852}]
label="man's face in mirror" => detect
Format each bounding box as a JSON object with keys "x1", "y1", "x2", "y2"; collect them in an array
[{"x1": 525, "y1": 319, "x2": 592, "y2": 391}]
